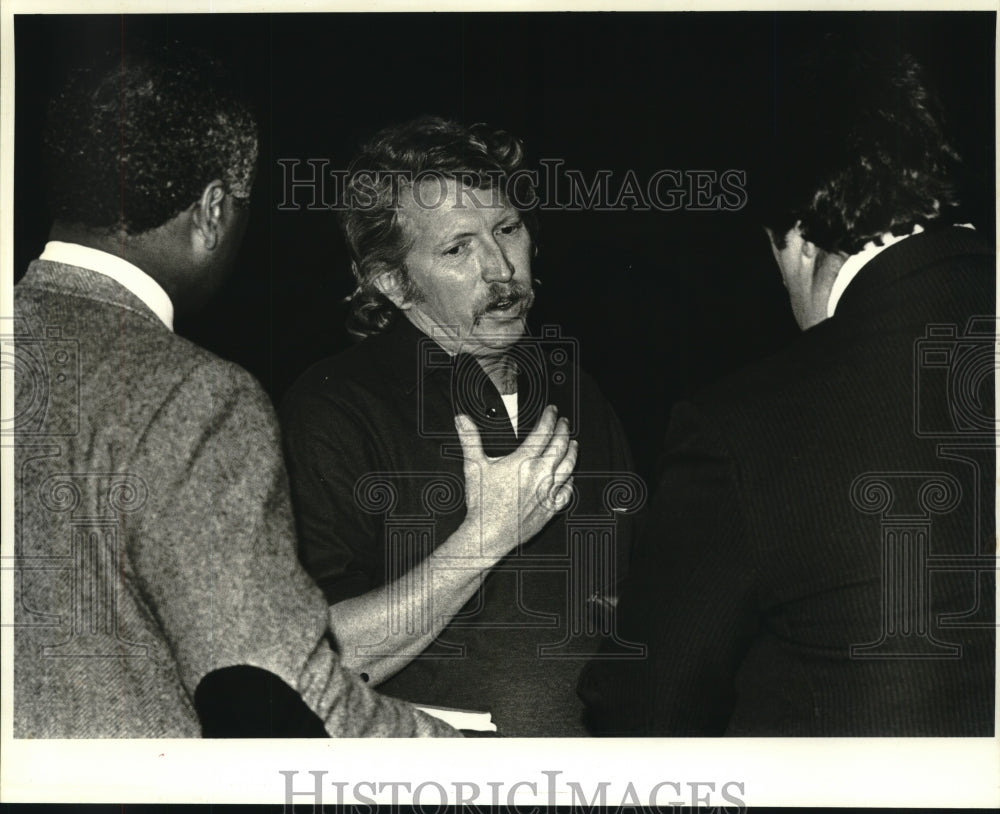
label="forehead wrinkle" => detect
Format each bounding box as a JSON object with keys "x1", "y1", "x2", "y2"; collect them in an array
[
  {"x1": 414, "y1": 178, "x2": 510, "y2": 212},
  {"x1": 398, "y1": 182, "x2": 511, "y2": 250}
]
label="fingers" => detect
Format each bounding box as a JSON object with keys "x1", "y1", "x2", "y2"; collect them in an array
[
  {"x1": 542, "y1": 416, "x2": 572, "y2": 465},
  {"x1": 527, "y1": 409, "x2": 574, "y2": 515},
  {"x1": 553, "y1": 439, "x2": 578, "y2": 487},
  {"x1": 455, "y1": 414, "x2": 485, "y2": 463},
  {"x1": 539, "y1": 441, "x2": 577, "y2": 512},
  {"x1": 523, "y1": 404, "x2": 559, "y2": 449},
  {"x1": 541, "y1": 475, "x2": 575, "y2": 513},
  {"x1": 554, "y1": 476, "x2": 575, "y2": 510}
]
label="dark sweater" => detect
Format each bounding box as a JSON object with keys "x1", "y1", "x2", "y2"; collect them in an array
[{"x1": 281, "y1": 318, "x2": 638, "y2": 736}]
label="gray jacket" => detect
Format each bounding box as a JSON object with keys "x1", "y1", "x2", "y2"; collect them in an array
[{"x1": 12, "y1": 258, "x2": 456, "y2": 738}]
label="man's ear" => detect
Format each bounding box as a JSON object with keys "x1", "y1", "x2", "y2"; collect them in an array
[
  {"x1": 373, "y1": 270, "x2": 411, "y2": 309},
  {"x1": 800, "y1": 238, "x2": 819, "y2": 260},
  {"x1": 191, "y1": 180, "x2": 227, "y2": 252},
  {"x1": 786, "y1": 221, "x2": 819, "y2": 260}
]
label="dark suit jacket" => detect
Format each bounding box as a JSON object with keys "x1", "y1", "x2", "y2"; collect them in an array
[{"x1": 579, "y1": 225, "x2": 996, "y2": 736}]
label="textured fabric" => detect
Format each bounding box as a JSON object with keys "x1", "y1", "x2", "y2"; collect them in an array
[
  {"x1": 280, "y1": 317, "x2": 641, "y2": 736},
  {"x1": 39, "y1": 241, "x2": 174, "y2": 329},
  {"x1": 13, "y1": 259, "x2": 457, "y2": 738},
  {"x1": 580, "y1": 225, "x2": 996, "y2": 736}
]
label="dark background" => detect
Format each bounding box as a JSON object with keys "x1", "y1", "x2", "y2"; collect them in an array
[{"x1": 14, "y1": 11, "x2": 996, "y2": 482}]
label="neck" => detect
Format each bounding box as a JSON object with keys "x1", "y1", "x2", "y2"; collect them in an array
[
  {"x1": 49, "y1": 220, "x2": 187, "y2": 310},
  {"x1": 400, "y1": 310, "x2": 521, "y2": 393},
  {"x1": 797, "y1": 250, "x2": 848, "y2": 330},
  {"x1": 50, "y1": 221, "x2": 128, "y2": 257},
  {"x1": 476, "y1": 354, "x2": 518, "y2": 395}
]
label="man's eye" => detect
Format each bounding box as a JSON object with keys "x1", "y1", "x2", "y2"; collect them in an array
[
  {"x1": 443, "y1": 244, "x2": 464, "y2": 256},
  {"x1": 498, "y1": 222, "x2": 523, "y2": 236}
]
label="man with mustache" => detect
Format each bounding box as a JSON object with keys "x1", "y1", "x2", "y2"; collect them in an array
[
  {"x1": 13, "y1": 44, "x2": 460, "y2": 738},
  {"x1": 280, "y1": 116, "x2": 637, "y2": 736}
]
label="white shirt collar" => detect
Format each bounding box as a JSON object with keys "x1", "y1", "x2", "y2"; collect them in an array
[
  {"x1": 39, "y1": 241, "x2": 175, "y2": 330},
  {"x1": 827, "y1": 223, "x2": 975, "y2": 318},
  {"x1": 500, "y1": 392, "x2": 519, "y2": 436}
]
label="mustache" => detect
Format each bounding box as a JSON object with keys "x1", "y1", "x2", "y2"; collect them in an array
[{"x1": 473, "y1": 281, "x2": 535, "y2": 320}]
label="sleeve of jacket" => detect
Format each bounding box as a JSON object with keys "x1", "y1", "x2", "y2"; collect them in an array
[
  {"x1": 574, "y1": 371, "x2": 640, "y2": 589},
  {"x1": 578, "y1": 398, "x2": 759, "y2": 735},
  {"x1": 128, "y1": 359, "x2": 458, "y2": 737},
  {"x1": 597, "y1": 385, "x2": 640, "y2": 588},
  {"x1": 279, "y1": 376, "x2": 386, "y2": 606}
]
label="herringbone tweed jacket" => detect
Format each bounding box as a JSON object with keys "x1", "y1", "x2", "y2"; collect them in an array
[{"x1": 13, "y1": 257, "x2": 455, "y2": 738}]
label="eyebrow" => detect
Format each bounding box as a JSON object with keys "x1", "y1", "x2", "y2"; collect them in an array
[
  {"x1": 434, "y1": 229, "x2": 478, "y2": 249},
  {"x1": 431, "y1": 211, "x2": 523, "y2": 249}
]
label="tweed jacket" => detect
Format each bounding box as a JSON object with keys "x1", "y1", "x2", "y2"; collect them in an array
[
  {"x1": 12, "y1": 258, "x2": 455, "y2": 737},
  {"x1": 579, "y1": 226, "x2": 996, "y2": 736}
]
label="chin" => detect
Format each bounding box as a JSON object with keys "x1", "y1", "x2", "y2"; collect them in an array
[{"x1": 470, "y1": 318, "x2": 526, "y2": 350}]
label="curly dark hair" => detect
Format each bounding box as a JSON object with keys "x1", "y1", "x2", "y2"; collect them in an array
[
  {"x1": 756, "y1": 39, "x2": 963, "y2": 255},
  {"x1": 339, "y1": 116, "x2": 538, "y2": 340},
  {"x1": 43, "y1": 41, "x2": 258, "y2": 235}
]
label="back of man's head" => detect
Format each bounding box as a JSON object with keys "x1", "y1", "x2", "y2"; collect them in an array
[
  {"x1": 757, "y1": 37, "x2": 964, "y2": 255},
  {"x1": 43, "y1": 41, "x2": 258, "y2": 236}
]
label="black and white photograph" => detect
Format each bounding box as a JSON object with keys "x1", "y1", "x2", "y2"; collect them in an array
[{"x1": 1, "y1": 0, "x2": 997, "y2": 808}]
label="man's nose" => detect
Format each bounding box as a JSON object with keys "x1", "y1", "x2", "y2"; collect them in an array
[{"x1": 480, "y1": 239, "x2": 515, "y2": 283}]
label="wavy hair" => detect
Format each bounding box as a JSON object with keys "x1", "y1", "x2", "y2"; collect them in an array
[
  {"x1": 339, "y1": 116, "x2": 538, "y2": 340},
  {"x1": 756, "y1": 40, "x2": 963, "y2": 255}
]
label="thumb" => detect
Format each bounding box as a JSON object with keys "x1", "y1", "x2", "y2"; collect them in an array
[{"x1": 455, "y1": 414, "x2": 485, "y2": 463}]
